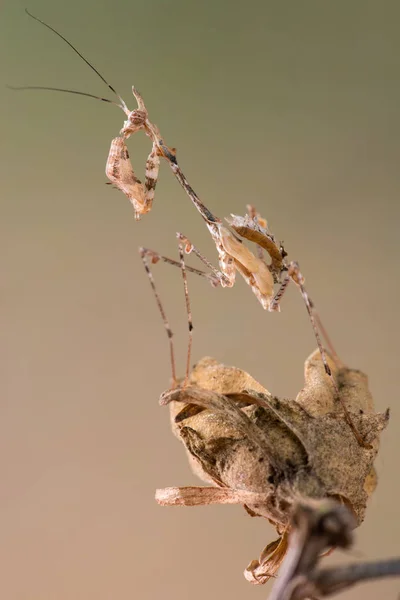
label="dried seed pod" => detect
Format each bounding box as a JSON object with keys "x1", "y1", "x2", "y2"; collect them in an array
[{"x1": 156, "y1": 350, "x2": 389, "y2": 584}]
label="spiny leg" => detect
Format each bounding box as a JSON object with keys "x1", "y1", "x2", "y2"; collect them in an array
[
  {"x1": 272, "y1": 263, "x2": 343, "y2": 369},
  {"x1": 308, "y1": 297, "x2": 343, "y2": 369},
  {"x1": 106, "y1": 138, "x2": 160, "y2": 219},
  {"x1": 142, "y1": 142, "x2": 161, "y2": 212},
  {"x1": 139, "y1": 248, "x2": 220, "y2": 287},
  {"x1": 178, "y1": 241, "x2": 193, "y2": 386},
  {"x1": 286, "y1": 264, "x2": 342, "y2": 382},
  {"x1": 270, "y1": 262, "x2": 368, "y2": 448},
  {"x1": 165, "y1": 154, "x2": 221, "y2": 225},
  {"x1": 139, "y1": 247, "x2": 177, "y2": 386},
  {"x1": 270, "y1": 263, "x2": 334, "y2": 376},
  {"x1": 139, "y1": 244, "x2": 222, "y2": 387},
  {"x1": 269, "y1": 257, "x2": 343, "y2": 370},
  {"x1": 106, "y1": 137, "x2": 144, "y2": 218}
]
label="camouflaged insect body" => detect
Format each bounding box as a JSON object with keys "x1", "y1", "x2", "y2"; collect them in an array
[{"x1": 156, "y1": 350, "x2": 389, "y2": 584}]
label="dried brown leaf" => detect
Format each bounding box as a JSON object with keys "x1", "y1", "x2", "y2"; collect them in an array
[
  {"x1": 244, "y1": 534, "x2": 289, "y2": 584},
  {"x1": 156, "y1": 349, "x2": 389, "y2": 583}
]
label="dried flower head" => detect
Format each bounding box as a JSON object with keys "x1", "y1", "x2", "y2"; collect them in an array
[{"x1": 156, "y1": 350, "x2": 389, "y2": 583}]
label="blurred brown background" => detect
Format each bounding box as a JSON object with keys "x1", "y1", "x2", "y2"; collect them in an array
[{"x1": 1, "y1": 1, "x2": 399, "y2": 599}]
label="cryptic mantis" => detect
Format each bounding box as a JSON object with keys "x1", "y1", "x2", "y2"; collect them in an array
[{"x1": 13, "y1": 10, "x2": 368, "y2": 447}]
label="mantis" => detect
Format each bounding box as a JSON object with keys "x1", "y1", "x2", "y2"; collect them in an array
[{"x1": 12, "y1": 10, "x2": 368, "y2": 447}]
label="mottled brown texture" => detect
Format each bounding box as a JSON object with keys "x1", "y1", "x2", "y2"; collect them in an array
[{"x1": 156, "y1": 350, "x2": 389, "y2": 583}]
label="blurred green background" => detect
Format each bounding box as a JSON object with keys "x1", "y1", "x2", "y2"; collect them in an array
[{"x1": 1, "y1": 1, "x2": 399, "y2": 599}]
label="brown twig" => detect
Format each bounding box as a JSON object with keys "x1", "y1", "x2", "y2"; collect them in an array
[{"x1": 268, "y1": 500, "x2": 400, "y2": 600}]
